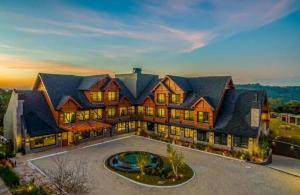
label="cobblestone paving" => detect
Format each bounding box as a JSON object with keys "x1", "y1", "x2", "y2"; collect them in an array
[{"x1": 16, "y1": 136, "x2": 300, "y2": 195}]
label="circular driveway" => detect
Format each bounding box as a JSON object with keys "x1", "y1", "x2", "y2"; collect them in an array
[{"x1": 31, "y1": 136, "x2": 300, "y2": 195}]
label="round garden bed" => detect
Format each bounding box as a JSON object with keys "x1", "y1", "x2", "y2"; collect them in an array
[{"x1": 105, "y1": 151, "x2": 194, "y2": 187}]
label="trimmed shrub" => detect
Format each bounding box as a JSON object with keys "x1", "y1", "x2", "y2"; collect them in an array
[
  {"x1": 0, "y1": 166, "x2": 20, "y2": 188},
  {"x1": 11, "y1": 182, "x2": 49, "y2": 195}
]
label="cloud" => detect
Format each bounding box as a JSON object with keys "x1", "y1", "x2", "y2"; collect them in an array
[{"x1": 16, "y1": 27, "x2": 74, "y2": 37}]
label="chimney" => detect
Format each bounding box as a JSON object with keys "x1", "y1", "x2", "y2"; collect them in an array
[{"x1": 133, "y1": 68, "x2": 142, "y2": 74}]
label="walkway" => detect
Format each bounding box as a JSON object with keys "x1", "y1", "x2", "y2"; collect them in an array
[{"x1": 267, "y1": 154, "x2": 300, "y2": 177}]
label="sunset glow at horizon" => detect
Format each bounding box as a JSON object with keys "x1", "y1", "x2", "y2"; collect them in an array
[{"x1": 1, "y1": 0, "x2": 300, "y2": 89}]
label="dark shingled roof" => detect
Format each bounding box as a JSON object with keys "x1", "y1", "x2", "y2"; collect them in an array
[
  {"x1": 215, "y1": 89, "x2": 266, "y2": 138},
  {"x1": 116, "y1": 71, "x2": 159, "y2": 98},
  {"x1": 78, "y1": 75, "x2": 109, "y2": 90},
  {"x1": 167, "y1": 75, "x2": 192, "y2": 92},
  {"x1": 39, "y1": 73, "x2": 105, "y2": 109},
  {"x1": 19, "y1": 90, "x2": 60, "y2": 136},
  {"x1": 168, "y1": 76, "x2": 231, "y2": 109}
]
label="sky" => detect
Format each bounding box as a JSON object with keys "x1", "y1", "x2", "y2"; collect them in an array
[{"x1": 0, "y1": 0, "x2": 300, "y2": 89}]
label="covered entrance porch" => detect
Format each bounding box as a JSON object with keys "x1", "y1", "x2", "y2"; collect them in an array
[{"x1": 60, "y1": 121, "x2": 112, "y2": 145}]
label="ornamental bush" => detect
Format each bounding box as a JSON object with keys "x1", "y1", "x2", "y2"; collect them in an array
[{"x1": 0, "y1": 166, "x2": 20, "y2": 188}]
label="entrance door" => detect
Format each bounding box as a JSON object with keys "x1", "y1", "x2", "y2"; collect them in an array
[{"x1": 147, "y1": 122, "x2": 155, "y2": 131}]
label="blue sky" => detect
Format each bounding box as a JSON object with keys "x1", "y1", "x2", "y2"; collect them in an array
[{"x1": 0, "y1": 0, "x2": 300, "y2": 88}]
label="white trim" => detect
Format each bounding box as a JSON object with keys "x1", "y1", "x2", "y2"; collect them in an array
[{"x1": 103, "y1": 160, "x2": 195, "y2": 188}]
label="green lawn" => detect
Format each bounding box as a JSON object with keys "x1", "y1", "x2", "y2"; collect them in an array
[
  {"x1": 106, "y1": 156, "x2": 194, "y2": 186},
  {"x1": 269, "y1": 118, "x2": 300, "y2": 146}
]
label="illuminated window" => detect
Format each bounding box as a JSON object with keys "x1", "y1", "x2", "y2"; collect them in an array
[
  {"x1": 145, "y1": 107, "x2": 154, "y2": 116},
  {"x1": 157, "y1": 108, "x2": 166, "y2": 118},
  {"x1": 171, "y1": 94, "x2": 181, "y2": 104},
  {"x1": 171, "y1": 109, "x2": 180, "y2": 119},
  {"x1": 117, "y1": 122, "x2": 126, "y2": 131},
  {"x1": 108, "y1": 91, "x2": 117, "y2": 101},
  {"x1": 30, "y1": 135, "x2": 56, "y2": 149},
  {"x1": 119, "y1": 107, "x2": 128, "y2": 116},
  {"x1": 107, "y1": 107, "x2": 116, "y2": 118},
  {"x1": 129, "y1": 121, "x2": 136, "y2": 130},
  {"x1": 157, "y1": 93, "x2": 166, "y2": 103},
  {"x1": 91, "y1": 91, "x2": 103, "y2": 102},
  {"x1": 63, "y1": 112, "x2": 76, "y2": 124},
  {"x1": 91, "y1": 109, "x2": 103, "y2": 120},
  {"x1": 78, "y1": 110, "x2": 89, "y2": 121},
  {"x1": 157, "y1": 124, "x2": 168, "y2": 134},
  {"x1": 170, "y1": 126, "x2": 181, "y2": 136},
  {"x1": 137, "y1": 106, "x2": 144, "y2": 114},
  {"x1": 184, "y1": 128, "x2": 194, "y2": 138},
  {"x1": 184, "y1": 110, "x2": 194, "y2": 121},
  {"x1": 128, "y1": 106, "x2": 135, "y2": 114},
  {"x1": 198, "y1": 112, "x2": 209, "y2": 123}
]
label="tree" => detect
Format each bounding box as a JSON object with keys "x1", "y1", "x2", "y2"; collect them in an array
[
  {"x1": 166, "y1": 144, "x2": 184, "y2": 179},
  {"x1": 136, "y1": 152, "x2": 149, "y2": 176},
  {"x1": 45, "y1": 157, "x2": 90, "y2": 195}
]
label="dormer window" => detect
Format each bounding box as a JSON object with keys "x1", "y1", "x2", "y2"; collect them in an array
[
  {"x1": 63, "y1": 112, "x2": 76, "y2": 124},
  {"x1": 171, "y1": 94, "x2": 181, "y2": 104},
  {"x1": 91, "y1": 91, "x2": 103, "y2": 102},
  {"x1": 198, "y1": 112, "x2": 209, "y2": 123},
  {"x1": 108, "y1": 91, "x2": 117, "y2": 101},
  {"x1": 157, "y1": 93, "x2": 166, "y2": 104}
]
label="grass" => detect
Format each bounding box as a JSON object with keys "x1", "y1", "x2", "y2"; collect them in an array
[
  {"x1": 106, "y1": 155, "x2": 194, "y2": 186},
  {"x1": 269, "y1": 118, "x2": 300, "y2": 146}
]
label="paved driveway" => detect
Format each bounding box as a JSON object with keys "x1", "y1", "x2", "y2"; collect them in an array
[{"x1": 30, "y1": 136, "x2": 300, "y2": 195}]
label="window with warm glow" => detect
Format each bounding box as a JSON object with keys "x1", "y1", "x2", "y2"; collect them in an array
[
  {"x1": 78, "y1": 110, "x2": 90, "y2": 121},
  {"x1": 171, "y1": 109, "x2": 180, "y2": 119},
  {"x1": 145, "y1": 107, "x2": 154, "y2": 116},
  {"x1": 129, "y1": 121, "x2": 136, "y2": 130},
  {"x1": 128, "y1": 106, "x2": 135, "y2": 114},
  {"x1": 184, "y1": 110, "x2": 194, "y2": 121},
  {"x1": 63, "y1": 112, "x2": 76, "y2": 124},
  {"x1": 119, "y1": 107, "x2": 128, "y2": 116},
  {"x1": 157, "y1": 124, "x2": 168, "y2": 134},
  {"x1": 107, "y1": 107, "x2": 116, "y2": 117},
  {"x1": 157, "y1": 93, "x2": 166, "y2": 103},
  {"x1": 184, "y1": 128, "x2": 194, "y2": 138},
  {"x1": 170, "y1": 126, "x2": 181, "y2": 136},
  {"x1": 157, "y1": 108, "x2": 166, "y2": 118},
  {"x1": 91, "y1": 109, "x2": 103, "y2": 120},
  {"x1": 198, "y1": 112, "x2": 209, "y2": 123},
  {"x1": 108, "y1": 91, "x2": 117, "y2": 101},
  {"x1": 117, "y1": 122, "x2": 126, "y2": 131},
  {"x1": 137, "y1": 106, "x2": 144, "y2": 114},
  {"x1": 91, "y1": 91, "x2": 103, "y2": 102},
  {"x1": 171, "y1": 94, "x2": 181, "y2": 104}
]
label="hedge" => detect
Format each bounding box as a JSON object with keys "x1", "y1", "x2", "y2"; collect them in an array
[{"x1": 0, "y1": 166, "x2": 20, "y2": 188}]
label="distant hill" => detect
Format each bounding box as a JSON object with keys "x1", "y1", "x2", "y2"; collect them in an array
[{"x1": 236, "y1": 84, "x2": 300, "y2": 102}]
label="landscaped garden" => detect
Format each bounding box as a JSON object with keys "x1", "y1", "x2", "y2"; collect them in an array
[
  {"x1": 105, "y1": 145, "x2": 194, "y2": 186},
  {"x1": 270, "y1": 118, "x2": 300, "y2": 146}
]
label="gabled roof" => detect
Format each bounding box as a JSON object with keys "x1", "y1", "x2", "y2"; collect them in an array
[
  {"x1": 166, "y1": 75, "x2": 192, "y2": 92},
  {"x1": 38, "y1": 73, "x2": 104, "y2": 109},
  {"x1": 56, "y1": 95, "x2": 82, "y2": 110},
  {"x1": 19, "y1": 90, "x2": 60, "y2": 136},
  {"x1": 215, "y1": 89, "x2": 266, "y2": 138},
  {"x1": 115, "y1": 69, "x2": 160, "y2": 104},
  {"x1": 78, "y1": 75, "x2": 109, "y2": 90}
]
